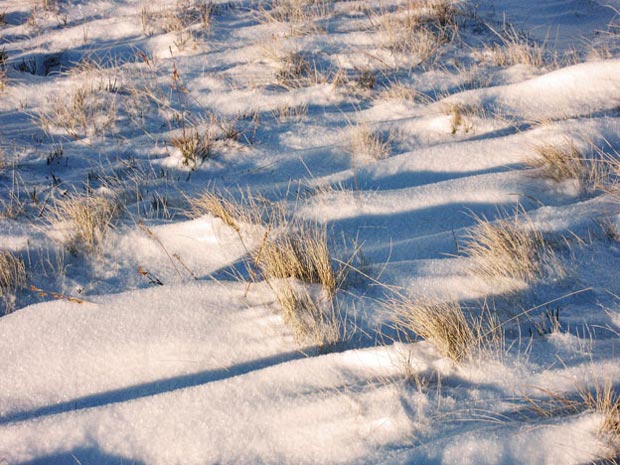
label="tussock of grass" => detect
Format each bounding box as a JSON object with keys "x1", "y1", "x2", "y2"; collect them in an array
[
  {"x1": 0, "y1": 251, "x2": 27, "y2": 314},
  {"x1": 463, "y1": 211, "x2": 564, "y2": 286},
  {"x1": 257, "y1": 221, "x2": 336, "y2": 296},
  {"x1": 442, "y1": 102, "x2": 483, "y2": 134},
  {"x1": 347, "y1": 124, "x2": 391, "y2": 161},
  {"x1": 50, "y1": 193, "x2": 119, "y2": 254},
  {"x1": 170, "y1": 128, "x2": 212, "y2": 168},
  {"x1": 390, "y1": 297, "x2": 502, "y2": 362},
  {"x1": 375, "y1": 0, "x2": 461, "y2": 61},
  {"x1": 275, "y1": 51, "x2": 312, "y2": 88},
  {"x1": 273, "y1": 280, "x2": 342, "y2": 347},
  {"x1": 258, "y1": 0, "x2": 331, "y2": 25},
  {"x1": 39, "y1": 85, "x2": 118, "y2": 138},
  {"x1": 579, "y1": 380, "x2": 620, "y2": 442},
  {"x1": 475, "y1": 23, "x2": 546, "y2": 67},
  {"x1": 188, "y1": 189, "x2": 260, "y2": 232},
  {"x1": 252, "y1": 218, "x2": 343, "y2": 348},
  {"x1": 526, "y1": 378, "x2": 620, "y2": 457},
  {"x1": 527, "y1": 141, "x2": 610, "y2": 196}
]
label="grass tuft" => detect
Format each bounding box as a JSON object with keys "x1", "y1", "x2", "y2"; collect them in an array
[
  {"x1": 390, "y1": 296, "x2": 502, "y2": 362},
  {"x1": 463, "y1": 211, "x2": 564, "y2": 287},
  {"x1": 0, "y1": 251, "x2": 27, "y2": 314},
  {"x1": 257, "y1": 221, "x2": 336, "y2": 296},
  {"x1": 347, "y1": 124, "x2": 391, "y2": 161},
  {"x1": 187, "y1": 188, "x2": 261, "y2": 232},
  {"x1": 272, "y1": 280, "x2": 342, "y2": 347},
  {"x1": 170, "y1": 128, "x2": 212, "y2": 168},
  {"x1": 49, "y1": 193, "x2": 119, "y2": 254},
  {"x1": 527, "y1": 141, "x2": 614, "y2": 196}
]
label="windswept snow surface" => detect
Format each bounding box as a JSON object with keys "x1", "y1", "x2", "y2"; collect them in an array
[{"x1": 1, "y1": 0, "x2": 620, "y2": 464}]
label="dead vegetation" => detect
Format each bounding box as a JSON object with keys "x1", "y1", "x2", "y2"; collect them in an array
[
  {"x1": 372, "y1": 0, "x2": 462, "y2": 64},
  {"x1": 463, "y1": 211, "x2": 564, "y2": 287},
  {"x1": 38, "y1": 84, "x2": 119, "y2": 139},
  {"x1": 0, "y1": 251, "x2": 27, "y2": 314},
  {"x1": 256, "y1": 220, "x2": 337, "y2": 296},
  {"x1": 477, "y1": 24, "x2": 546, "y2": 67},
  {"x1": 49, "y1": 192, "x2": 119, "y2": 254},
  {"x1": 347, "y1": 123, "x2": 391, "y2": 161},
  {"x1": 527, "y1": 140, "x2": 608, "y2": 196},
  {"x1": 170, "y1": 127, "x2": 213, "y2": 168},
  {"x1": 390, "y1": 296, "x2": 502, "y2": 362},
  {"x1": 257, "y1": 0, "x2": 332, "y2": 28},
  {"x1": 442, "y1": 102, "x2": 484, "y2": 134}
]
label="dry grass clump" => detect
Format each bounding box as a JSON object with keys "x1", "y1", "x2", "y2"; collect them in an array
[
  {"x1": 463, "y1": 212, "x2": 563, "y2": 287},
  {"x1": 377, "y1": 81, "x2": 418, "y2": 101},
  {"x1": 258, "y1": 0, "x2": 331, "y2": 26},
  {"x1": 275, "y1": 51, "x2": 313, "y2": 88},
  {"x1": 141, "y1": 0, "x2": 213, "y2": 40},
  {"x1": 375, "y1": 0, "x2": 461, "y2": 62},
  {"x1": 390, "y1": 297, "x2": 502, "y2": 362},
  {"x1": 257, "y1": 221, "x2": 337, "y2": 296},
  {"x1": 50, "y1": 193, "x2": 119, "y2": 254},
  {"x1": 527, "y1": 141, "x2": 606, "y2": 195},
  {"x1": 579, "y1": 380, "x2": 620, "y2": 443},
  {"x1": 347, "y1": 124, "x2": 391, "y2": 161},
  {"x1": 254, "y1": 219, "x2": 343, "y2": 348},
  {"x1": 0, "y1": 251, "x2": 27, "y2": 314},
  {"x1": 442, "y1": 102, "x2": 483, "y2": 134},
  {"x1": 188, "y1": 189, "x2": 261, "y2": 231},
  {"x1": 170, "y1": 128, "x2": 213, "y2": 168},
  {"x1": 273, "y1": 281, "x2": 342, "y2": 347},
  {"x1": 39, "y1": 85, "x2": 118, "y2": 138},
  {"x1": 0, "y1": 48, "x2": 6, "y2": 92},
  {"x1": 474, "y1": 23, "x2": 546, "y2": 67},
  {"x1": 272, "y1": 103, "x2": 308, "y2": 123},
  {"x1": 526, "y1": 378, "x2": 620, "y2": 457}
]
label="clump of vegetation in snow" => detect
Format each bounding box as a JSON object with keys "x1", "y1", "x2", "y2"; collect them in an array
[
  {"x1": 527, "y1": 140, "x2": 609, "y2": 196},
  {"x1": 347, "y1": 123, "x2": 391, "y2": 161},
  {"x1": 373, "y1": 0, "x2": 462, "y2": 64},
  {"x1": 0, "y1": 251, "x2": 27, "y2": 314},
  {"x1": 49, "y1": 192, "x2": 119, "y2": 254},
  {"x1": 257, "y1": 220, "x2": 337, "y2": 296},
  {"x1": 390, "y1": 296, "x2": 502, "y2": 362},
  {"x1": 476, "y1": 24, "x2": 546, "y2": 67},
  {"x1": 255, "y1": 219, "x2": 344, "y2": 347},
  {"x1": 38, "y1": 84, "x2": 119, "y2": 139},
  {"x1": 463, "y1": 211, "x2": 564, "y2": 288},
  {"x1": 170, "y1": 127, "x2": 213, "y2": 168}
]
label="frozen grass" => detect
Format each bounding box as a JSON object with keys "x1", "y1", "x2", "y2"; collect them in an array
[
  {"x1": 170, "y1": 128, "x2": 213, "y2": 168},
  {"x1": 579, "y1": 380, "x2": 620, "y2": 445},
  {"x1": 39, "y1": 85, "x2": 118, "y2": 139},
  {"x1": 478, "y1": 24, "x2": 546, "y2": 67},
  {"x1": 0, "y1": 251, "x2": 27, "y2": 314},
  {"x1": 49, "y1": 193, "x2": 119, "y2": 254},
  {"x1": 187, "y1": 188, "x2": 263, "y2": 232},
  {"x1": 442, "y1": 102, "x2": 484, "y2": 134},
  {"x1": 525, "y1": 377, "x2": 620, "y2": 459},
  {"x1": 257, "y1": 0, "x2": 331, "y2": 26},
  {"x1": 272, "y1": 280, "x2": 342, "y2": 347},
  {"x1": 527, "y1": 141, "x2": 606, "y2": 195},
  {"x1": 463, "y1": 211, "x2": 564, "y2": 287},
  {"x1": 347, "y1": 124, "x2": 391, "y2": 161},
  {"x1": 374, "y1": 0, "x2": 461, "y2": 62},
  {"x1": 390, "y1": 296, "x2": 502, "y2": 362},
  {"x1": 141, "y1": 0, "x2": 213, "y2": 37},
  {"x1": 257, "y1": 221, "x2": 337, "y2": 296},
  {"x1": 0, "y1": 48, "x2": 6, "y2": 91}
]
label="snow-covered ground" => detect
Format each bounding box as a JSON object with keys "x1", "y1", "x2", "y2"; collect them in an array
[{"x1": 1, "y1": 0, "x2": 620, "y2": 463}]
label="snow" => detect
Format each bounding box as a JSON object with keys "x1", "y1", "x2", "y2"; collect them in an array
[{"x1": 1, "y1": 0, "x2": 620, "y2": 463}]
